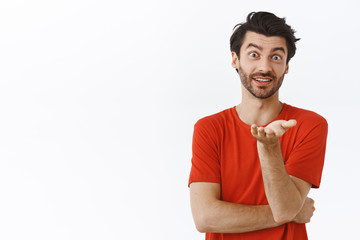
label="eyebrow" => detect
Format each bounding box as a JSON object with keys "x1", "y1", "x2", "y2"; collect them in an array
[
  {"x1": 272, "y1": 47, "x2": 286, "y2": 54},
  {"x1": 246, "y1": 43, "x2": 263, "y2": 51},
  {"x1": 246, "y1": 43, "x2": 286, "y2": 54}
]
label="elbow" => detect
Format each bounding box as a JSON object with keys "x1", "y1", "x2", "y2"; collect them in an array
[
  {"x1": 195, "y1": 222, "x2": 207, "y2": 233},
  {"x1": 193, "y1": 217, "x2": 209, "y2": 233},
  {"x1": 193, "y1": 213, "x2": 216, "y2": 233},
  {"x1": 272, "y1": 207, "x2": 299, "y2": 225},
  {"x1": 271, "y1": 200, "x2": 303, "y2": 224},
  {"x1": 273, "y1": 213, "x2": 296, "y2": 225}
]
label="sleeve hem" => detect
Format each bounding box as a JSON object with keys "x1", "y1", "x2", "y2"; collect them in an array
[
  {"x1": 287, "y1": 170, "x2": 321, "y2": 189},
  {"x1": 188, "y1": 178, "x2": 221, "y2": 187}
]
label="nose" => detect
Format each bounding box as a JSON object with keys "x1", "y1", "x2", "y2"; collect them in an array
[{"x1": 258, "y1": 58, "x2": 272, "y2": 73}]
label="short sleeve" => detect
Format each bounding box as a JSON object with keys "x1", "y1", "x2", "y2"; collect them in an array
[
  {"x1": 188, "y1": 119, "x2": 221, "y2": 186},
  {"x1": 285, "y1": 118, "x2": 328, "y2": 188}
]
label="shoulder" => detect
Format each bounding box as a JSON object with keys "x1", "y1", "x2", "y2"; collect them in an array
[
  {"x1": 284, "y1": 104, "x2": 327, "y2": 127},
  {"x1": 283, "y1": 104, "x2": 328, "y2": 142},
  {"x1": 194, "y1": 107, "x2": 235, "y2": 136},
  {"x1": 195, "y1": 107, "x2": 234, "y2": 127}
]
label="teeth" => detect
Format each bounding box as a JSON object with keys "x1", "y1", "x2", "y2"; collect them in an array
[{"x1": 255, "y1": 78, "x2": 271, "y2": 82}]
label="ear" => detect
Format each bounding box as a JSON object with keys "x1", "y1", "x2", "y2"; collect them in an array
[
  {"x1": 285, "y1": 64, "x2": 289, "y2": 74},
  {"x1": 231, "y1": 51, "x2": 239, "y2": 69}
]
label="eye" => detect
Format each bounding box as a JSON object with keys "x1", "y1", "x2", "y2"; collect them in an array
[
  {"x1": 272, "y1": 55, "x2": 281, "y2": 61},
  {"x1": 249, "y1": 52, "x2": 259, "y2": 58}
]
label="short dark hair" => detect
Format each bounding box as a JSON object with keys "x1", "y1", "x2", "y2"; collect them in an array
[{"x1": 230, "y1": 11, "x2": 300, "y2": 63}]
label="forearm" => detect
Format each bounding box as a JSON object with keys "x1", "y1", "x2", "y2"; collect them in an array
[
  {"x1": 190, "y1": 182, "x2": 282, "y2": 233},
  {"x1": 193, "y1": 199, "x2": 281, "y2": 233},
  {"x1": 257, "y1": 141, "x2": 305, "y2": 223}
]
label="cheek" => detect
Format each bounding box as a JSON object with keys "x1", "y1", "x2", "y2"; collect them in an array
[
  {"x1": 274, "y1": 64, "x2": 287, "y2": 75},
  {"x1": 239, "y1": 58, "x2": 255, "y2": 71}
]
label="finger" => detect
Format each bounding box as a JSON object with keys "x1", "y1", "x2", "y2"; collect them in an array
[
  {"x1": 251, "y1": 124, "x2": 258, "y2": 135},
  {"x1": 281, "y1": 119, "x2": 297, "y2": 130},
  {"x1": 258, "y1": 127, "x2": 266, "y2": 137}
]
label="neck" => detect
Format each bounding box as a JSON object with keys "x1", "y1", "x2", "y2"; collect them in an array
[{"x1": 236, "y1": 89, "x2": 283, "y2": 126}]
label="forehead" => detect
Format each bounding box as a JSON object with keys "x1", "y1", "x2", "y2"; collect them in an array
[{"x1": 240, "y1": 31, "x2": 288, "y2": 54}]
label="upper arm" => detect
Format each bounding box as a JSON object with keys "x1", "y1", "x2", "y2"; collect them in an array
[
  {"x1": 189, "y1": 120, "x2": 221, "y2": 186},
  {"x1": 189, "y1": 182, "x2": 220, "y2": 228},
  {"x1": 190, "y1": 182, "x2": 220, "y2": 208},
  {"x1": 285, "y1": 119, "x2": 328, "y2": 188},
  {"x1": 289, "y1": 175, "x2": 312, "y2": 202}
]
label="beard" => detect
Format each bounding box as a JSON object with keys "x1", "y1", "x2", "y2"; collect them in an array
[{"x1": 238, "y1": 66, "x2": 286, "y2": 99}]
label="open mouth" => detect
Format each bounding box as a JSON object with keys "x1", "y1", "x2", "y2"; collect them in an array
[
  {"x1": 253, "y1": 77, "x2": 273, "y2": 85},
  {"x1": 254, "y1": 78, "x2": 272, "y2": 82}
]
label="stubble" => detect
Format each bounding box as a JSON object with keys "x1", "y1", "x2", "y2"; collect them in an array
[{"x1": 238, "y1": 66, "x2": 285, "y2": 99}]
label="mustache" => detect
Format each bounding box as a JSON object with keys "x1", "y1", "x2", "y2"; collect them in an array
[{"x1": 250, "y1": 72, "x2": 276, "y2": 80}]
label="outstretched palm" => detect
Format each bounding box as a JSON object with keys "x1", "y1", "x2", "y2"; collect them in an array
[{"x1": 251, "y1": 120, "x2": 297, "y2": 145}]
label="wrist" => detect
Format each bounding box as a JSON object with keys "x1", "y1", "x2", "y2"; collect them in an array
[
  {"x1": 257, "y1": 139, "x2": 280, "y2": 149},
  {"x1": 257, "y1": 140, "x2": 283, "y2": 162}
]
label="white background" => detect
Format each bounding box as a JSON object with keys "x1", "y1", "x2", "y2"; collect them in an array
[{"x1": 0, "y1": 0, "x2": 359, "y2": 239}]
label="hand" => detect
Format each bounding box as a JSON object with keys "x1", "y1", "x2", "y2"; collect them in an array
[
  {"x1": 251, "y1": 120, "x2": 297, "y2": 145},
  {"x1": 293, "y1": 197, "x2": 315, "y2": 224}
]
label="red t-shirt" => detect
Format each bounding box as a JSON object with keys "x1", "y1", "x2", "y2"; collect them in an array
[{"x1": 189, "y1": 104, "x2": 328, "y2": 240}]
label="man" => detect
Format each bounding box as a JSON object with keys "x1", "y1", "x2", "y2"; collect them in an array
[{"x1": 188, "y1": 12, "x2": 328, "y2": 239}]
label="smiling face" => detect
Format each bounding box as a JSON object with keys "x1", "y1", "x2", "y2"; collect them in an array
[{"x1": 232, "y1": 31, "x2": 289, "y2": 99}]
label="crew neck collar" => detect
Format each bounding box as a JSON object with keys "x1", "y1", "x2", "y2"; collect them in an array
[{"x1": 231, "y1": 103, "x2": 288, "y2": 129}]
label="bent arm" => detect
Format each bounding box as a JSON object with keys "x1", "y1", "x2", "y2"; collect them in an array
[
  {"x1": 252, "y1": 120, "x2": 312, "y2": 224},
  {"x1": 190, "y1": 182, "x2": 281, "y2": 233},
  {"x1": 257, "y1": 141, "x2": 312, "y2": 224}
]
